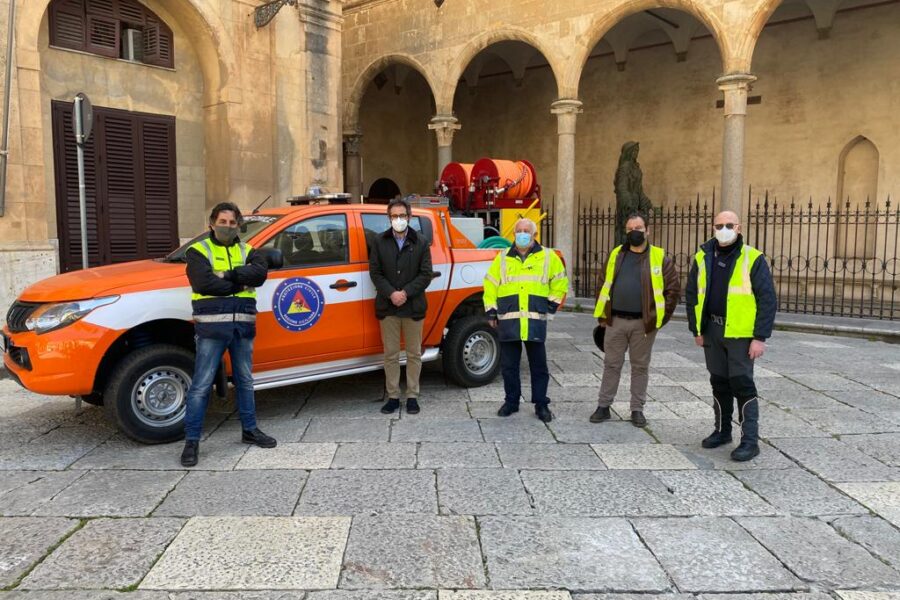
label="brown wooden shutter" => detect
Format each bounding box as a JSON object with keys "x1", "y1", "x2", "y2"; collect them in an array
[
  {"x1": 143, "y1": 14, "x2": 174, "y2": 68},
  {"x1": 85, "y1": 14, "x2": 119, "y2": 58},
  {"x1": 116, "y1": 0, "x2": 145, "y2": 27},
  {"x1": 49, "y1": 0, "x2": 87, "y2": 52},
  {"x1": 52, "y1": 101, "x2": 103, "y2": 272},
  {"x1": 99, "y1": 113, "x2": 140, "y2": 263},
  {"x1": 140, "y1": 118, "x2": 178, "y2": 256}
]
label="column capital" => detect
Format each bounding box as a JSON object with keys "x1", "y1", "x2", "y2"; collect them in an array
[
  {"x1": 716, "y1": 73, "x2": 757, "y2": 91},
  {"x1": 428, "y1": 114, "x2": 461, "y2": 147},
  {"x1": 550, "y1": 98, "x2": 583, "y2": 116},
  {"x1": 343, "y1": 131, "x2": 363, "y2": 156}
]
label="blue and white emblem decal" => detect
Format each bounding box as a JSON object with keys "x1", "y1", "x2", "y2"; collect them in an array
[{"x1": 272, "y1": 277, "x2": 325, "y2": 332}]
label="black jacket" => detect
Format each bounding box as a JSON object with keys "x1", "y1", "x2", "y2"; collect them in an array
[
  {"x1": 368, "y1": 227, "x2": 433, "y2": 320},
  {"x1": 185, "y1": 234, "x2": 269, "y2": 339},
  {"x1": 685, "y1": 235, "x2": 777, "y2": 341}
]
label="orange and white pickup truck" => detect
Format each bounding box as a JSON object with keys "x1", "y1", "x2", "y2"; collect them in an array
[{"x1": 2, "y1": 204, "x2": 505, "y2": 443}]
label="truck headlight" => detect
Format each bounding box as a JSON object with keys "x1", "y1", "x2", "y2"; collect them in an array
[{"x1": 25, "y1": 296, "x2": 119, "y2": 334}]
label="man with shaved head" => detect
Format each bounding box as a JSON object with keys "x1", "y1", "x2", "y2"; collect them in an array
[{"x1": 685, "y1": 210, "x2": 776, "y2": 461}]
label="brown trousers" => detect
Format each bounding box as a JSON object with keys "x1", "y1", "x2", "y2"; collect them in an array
[
  {"x1": 597, "y1": 317, "x2": 658, "y2": 411},
  {"x1": 379, "y1": 316, "x2": 424, "y2": 399}
]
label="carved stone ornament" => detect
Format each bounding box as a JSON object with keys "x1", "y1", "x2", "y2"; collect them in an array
[{"x1": 255, "y1": 0, "x2": 299, "y2": 28}]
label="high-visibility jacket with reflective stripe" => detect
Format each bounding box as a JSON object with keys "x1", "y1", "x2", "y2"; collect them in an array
[
  {"x1": 593, "y1": 245, "x2": 667, "y2": 329},
  {"x1": 190, "y1": 239, "x2": 257, "y2": 301},
  {"x1": 693, "y1": 244, "x2": 762, "y2": 338},
  {"x1": 483, "y1": 244, "x2": 568, "y2": 342}
]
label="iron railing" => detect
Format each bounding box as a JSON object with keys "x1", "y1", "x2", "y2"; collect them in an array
[{"x1": 554, "y1": 193, "x2": 898, "y2": 320}]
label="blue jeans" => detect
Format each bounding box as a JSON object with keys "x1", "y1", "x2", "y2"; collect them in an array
[
  {"x1": 500, "y1": 340, "x2": 550, "y2": 407},
  {"x1": 184, "y1": 331, "x2": 258, "y2": 441}
]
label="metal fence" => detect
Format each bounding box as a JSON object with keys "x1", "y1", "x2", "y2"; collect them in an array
[{"x1": 547, "y1": 193, "x2": 899, "y2": 320}]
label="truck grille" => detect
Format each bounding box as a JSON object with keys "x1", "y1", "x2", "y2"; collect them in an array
[{"x1": 5, "y1": 301, "x2": 40, "y2": 333}]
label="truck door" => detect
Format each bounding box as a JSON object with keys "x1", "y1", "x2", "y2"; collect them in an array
[
  {"x1": 253, "y1": 211, "x2": 366, "y2": 367},
  {"x1": 359, "y1": 210, "x2": 451, "y2": 351}
]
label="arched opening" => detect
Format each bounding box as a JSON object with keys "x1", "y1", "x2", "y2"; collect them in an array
[
  {"x1": 575, "y1": 9, "x2": 724, "y2": 209},
  {"x1": 837, "y1": 136, "x2": 879, "y2": 258},
  {"x1": 355, "y1": 62, "x2": 437, "y2": 201},
  {"x1": 367, "y1": 178, "x2": 402, "y2": 203}
]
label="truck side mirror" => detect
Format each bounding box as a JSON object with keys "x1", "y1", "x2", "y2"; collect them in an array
[{"x1": 259, "y1": 247, "x2": 284, "y2": 270}]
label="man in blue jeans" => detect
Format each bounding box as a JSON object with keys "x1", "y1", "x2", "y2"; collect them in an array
[{"x1": 181, "y1": 202, "x2": 276, "y2": 467}]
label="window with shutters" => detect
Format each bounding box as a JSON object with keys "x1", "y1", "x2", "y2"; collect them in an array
[
  {"x1": 49, "y1": 0, "x2": 174, "y2": 68},
  {"x1": 52, "y1": 101, "x2": 178, "y2": 272}
]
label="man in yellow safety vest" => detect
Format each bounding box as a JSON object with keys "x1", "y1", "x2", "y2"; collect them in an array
[
  {"x1": 685, "y1": 210, "x2": 777, "y2": 462},
  {"x1": 591, "y1": 212, "x2": 680, "y2": 427}
]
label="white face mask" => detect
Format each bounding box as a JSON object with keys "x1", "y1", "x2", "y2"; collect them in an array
[
  {"x1": 391, "y1": 217, "x2": 408, "y2": 233},
  {"x1": 715, "y1": 227, "x2": 737, "y2": 245}
]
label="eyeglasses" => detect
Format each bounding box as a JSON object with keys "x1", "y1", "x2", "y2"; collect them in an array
[{"x1": 714, "y1": 223, "x2": 737, "y2": 231}]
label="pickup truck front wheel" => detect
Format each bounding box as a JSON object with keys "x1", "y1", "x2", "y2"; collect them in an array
[
  {"x1": 443, "y1": 316, "x2": 500, "y2": 387},
  {"x1": 103, "y1": 344, "x2": 193, "y2": 444}
]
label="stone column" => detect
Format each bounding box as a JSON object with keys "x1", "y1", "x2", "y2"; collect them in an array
[
  {"x1": 550, "y1": 99, "x2": 583, "y2": 292},
  {"x1": 717, "y1": 73, "x2": 756, "y2": 218},
  {"x1": 343, "y1": 132, "x2": 363, "y2": 201},
  {"x1": 428, "y1": 115, "x2": 460, "y2": 177}
]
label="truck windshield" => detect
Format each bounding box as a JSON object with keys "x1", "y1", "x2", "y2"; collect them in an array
[{"x1": 160, "y1": 216, "x2": 281, "y2": 263}]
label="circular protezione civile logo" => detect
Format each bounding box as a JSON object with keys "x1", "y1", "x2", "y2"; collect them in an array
[{"x1": 272, "y1": 277, "x2": 326, "y2": 332}]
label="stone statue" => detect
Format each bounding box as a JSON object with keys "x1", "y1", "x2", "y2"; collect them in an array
[{"x1": 614, "y1": 141, "x2": 653, "y2": 244}]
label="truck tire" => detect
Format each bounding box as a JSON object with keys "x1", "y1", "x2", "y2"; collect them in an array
[
  {"x1": 103, "y1": 344, "x2": 194, "y2": 444},
  {"x1": 443, "y1": 316, "x2": 500, "y2": 387}
]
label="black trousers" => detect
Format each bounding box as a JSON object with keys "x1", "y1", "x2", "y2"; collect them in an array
[
  {"x1": 500, "y1": 340, "x2": 550, "y2": 407},
  {"x1": 703, "y1": 320, "x2": 759, "y2": 444}
]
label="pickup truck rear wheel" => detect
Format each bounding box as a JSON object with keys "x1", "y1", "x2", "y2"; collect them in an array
[
  {"x1": 103, "y1": 344, "x2": 194, "y2": 444},
  {"x1": 443, "y1": 316, "x2": 500, "y2": 387}
]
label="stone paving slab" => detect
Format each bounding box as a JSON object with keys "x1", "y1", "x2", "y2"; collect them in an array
[
  {"x1": 400, "y1": 401, "x2": 470, "y2": 418},
  {"x1": 734, "y1": 469, "x2": 867, "y2": 516},
  {"x1": 478, "y1": 418, "x2": 556, "y2": 443},
  {"x1": 71, "y1": 436, "x2": 249, "y2": 471},
  {"x1": 207, "y1": 418, "x2": 313, "y2": 444},
  {"x1": 832, "y1": 515, "x2": 900, "y2": 570},
  {"x1": 798, "y1": 408, "x2": 900, "y2": 435},
  {"x1": 548, "y1": 421, "x2": 655, "y2": 444},
  {"x1": 303, "y1": 418, "x2": 392, "y2": 442},
  {"x1": 0, "y1": 517, "x2": 78, "y2": 587},
  {"x1": 142, "y1": 516, "x2": 350, "y2": 590},
  {"x1": 634, "y1": 517, "x2": 803, "y2": 592},
  {"x1": 648, "y1": 387, "x2": 703, "y2": 403},
  {"x1": 592, "y1": 443, "x2": 696, "y2": 470},
  {"x1": 0, "y1": 592, "x2": 168, "y2": 599},
  {"x1": 32, "y1": 470, "x2": 184, "y2": 517},
  {"x1": 698, "y1": 594, "x2": 832, "y2": 600},
  {"x1": 676, "y1": 443, "x2": 796, "y2": 471},
  {"x1": 655, "y1": 470, "x2": 775, "y2": 516},
  {"x1": 331, "y1": 442, "x2": 417, "y2": 469},
  {"x1": 340, "y1": 515, "x2": 484, "y2": 589},
  {"x1": 835, "y1": 592, "x2": 900, "y2": 600},
  {"x1": 611, "y1": 402, "x2": 682, "y2": 420},
  {"x1": 496, "y1": 443, "x2": 606, "y2": 470},
  {"x1": 0, "y1": 426, "x2": 112, "y2": 471},
  {"x1": 21, "y1": 517, "x2": 184, "y2": 589},
  {"x1": 235, "y1": 443, "x2": 337, "y2": 470},
  {"x1": 479, "y1": 516, "x2": 670, "y2": 591},
  {"x1": 417, "y1": 443, "x2": 501, "y2": 468},
  {"x1": 841, "y1": 433, "x2": 900, "y2": 467},
  {"x1": 575, "y1": 595, "x2": 692, "y2": 600},
  {"x1": 295, "y1": 469, "x2": 437, "y2": 515},
  {"x1": 770, "y1": 438, "x2": 900, "y2": 482},
  {"x1": 437, "y1": 468, "x2": 532, "y2": 515},
  {"x1": 309, "y1": 592, "x2": 436, "y2": 600},
  {"x1": 644, "y1": 419, "x2": 710, "y2": 446},
  {"x1": 298, "y1": 398, "x2": 398, "y2": 419},
  {"x1": 170, "y1": 593, "x2": 307, "y2": 599},
  {"x1": 738, "y1": 516, "x2": 900, "y2": 588},
  {"x1": 835, "y1": 482, "x2": 900, "y2": 527},
  {"x1": 0, "y1": 471, "x2": 84, "y2": 515},
  {"x1": 391, "y1": 419, "x2": 483, "y2": 442},
  {"x1": 154, "y1": 470, "x2": 307, "y2": 516},
  {"x1": 756, "y1": 408, "x2": 830, "y2": 439},
  {"x1": 443, "y1": 592, "x2": 571, "y2": 600},
  {"x1": 789, "y1": 374, "x2": 868, "y2": 391}
]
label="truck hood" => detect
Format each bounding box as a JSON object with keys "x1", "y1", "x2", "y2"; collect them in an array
[{"x1": 18, "y1": 260, "x2": 186, "y2": 303}]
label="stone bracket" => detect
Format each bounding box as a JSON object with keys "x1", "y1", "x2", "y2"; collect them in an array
[{"x1": 428, "y1": 115, "x2": 461, "y2": 147}]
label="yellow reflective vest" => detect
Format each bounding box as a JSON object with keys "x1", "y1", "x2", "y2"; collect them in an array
[
  {"x1": 190, "y1": 238, "x2": 257, "y2": 301},
  {"x1": 693, "y1": 244, "x2": 763, "y2": 338},
  {"x1": 593, "y1": 245, "x2": 667, "y2": 329},
  {"x1": 483, "y1": 244, "x2": 569, "y2": 342}
]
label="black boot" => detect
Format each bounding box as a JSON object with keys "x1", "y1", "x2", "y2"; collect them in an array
[
  {"x1": 497, "y1": 401, "x2": 519, "y2": 417},
  {"x1": 590, "y1": 406, "x2": 611, "y2": 423},
  {"x1": 535, "y1": 403, "x2": 553, "y2": 423},
  {"x1": 180, "y1": 440, "x2": 199, "y2": 467},
  {"x1": 731, "y1": 397, "x2": 760, "y2": 461},
  {"x1": 380, "y1": 398, "x2": 400, "y2": 414},
  {"x1": 702, "y1": 393, "x2": 734, "y2": 448},
  {"x1": 242, "y1": 428, "x2": 277, "y2": 448}
]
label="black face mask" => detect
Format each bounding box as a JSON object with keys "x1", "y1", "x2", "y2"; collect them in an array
[{"x1": 626, "y1": 230, "x2": 646, "y2": 247}]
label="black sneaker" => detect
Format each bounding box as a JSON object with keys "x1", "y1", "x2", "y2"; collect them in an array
[
  {"x1": 406, "y1": 398, "x2": 420, "y2": 414},
  {"x1": 631, "y1": 411, "x2": 647, "y2": 428},
  {"x1": 701, "y1": 430, "x2": 733, "y2": 449},
  {"x1": 535, "y1": 404, "x2": 553, "y2": 423},
  {"x1": 497, "y1": 402, "x2": 519, "y2": 417},
  {"x1": 589, "y1": 406, "x2": 611, "y2": 423},
  {"x1": 180, "y1": 440, "x2": 199, "y2": 467},
  {"x1": 242, "y1": 428, "x2": 277, "y2": 448},
  {"x1": 380, "y1": 398, "x2": 400, "y2": 414},
  {"x1": 731, "y1": 442, "x2": 760, "y2": 462}
]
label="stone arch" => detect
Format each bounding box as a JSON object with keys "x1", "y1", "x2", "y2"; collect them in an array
[
  {"x1": 17, "y1": 0, "x2": 235, "y2": 105},
  {"x1": 734, "y1": 0, "x2": 785, "y2": 73},
  {"x1": 563, "y1": 0, "x2": 732, "y2": 98},
  {"x1": 836, "y1": 136, "x2": 880, "y2": 258},
  {"x1": 344, "y1": 54, "x2": 438, "y2": 132},
  {"x1": 436, "y1": 27, "x2": 565, "y2": 114}
]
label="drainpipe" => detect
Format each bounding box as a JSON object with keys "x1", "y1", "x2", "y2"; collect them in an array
[{"x1": 0, "y1": 0, "x2": 16, "y2": 217}]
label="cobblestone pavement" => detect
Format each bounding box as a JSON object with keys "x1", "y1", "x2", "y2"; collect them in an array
[{"x1": 1, "y1": 312, "x2": 899, "y2": 599}]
